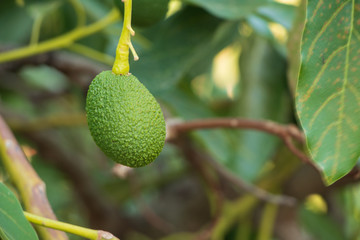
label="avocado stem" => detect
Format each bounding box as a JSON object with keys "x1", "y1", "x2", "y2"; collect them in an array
[{"x1": 112, "y1": 0, "x2": 139, "y2": 75}]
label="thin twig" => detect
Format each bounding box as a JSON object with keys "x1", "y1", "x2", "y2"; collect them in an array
[
  {"x1": 22, "y1": 131, "x2": 129, "y2": 236},
  {"x1": 208, "y1": 155, "x2": 297, "y2": 206},
  {"x1": 0, "y1": 115, "x2": 68, "y2": 240}
]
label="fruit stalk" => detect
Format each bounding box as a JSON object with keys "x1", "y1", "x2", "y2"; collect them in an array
[{"x1": 112, "y1": 0, "x2": 139, "y2": 75}]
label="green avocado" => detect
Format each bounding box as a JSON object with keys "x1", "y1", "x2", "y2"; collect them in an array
[
  {"x1": 114, "y1": 0, "x2": 169, "y2": 28},
  {"x1": 86, "y1": 71, "x2": 166, "y2": 167}
]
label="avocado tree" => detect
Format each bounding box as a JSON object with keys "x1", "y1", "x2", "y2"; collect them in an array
[{"x1": 0, "y1": 0, "x2": 360, "y2": 239}]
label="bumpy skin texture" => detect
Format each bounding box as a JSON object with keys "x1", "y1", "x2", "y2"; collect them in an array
[
  {"x1": 115, "y1": 0, "x2": 169, "y2": 28},
  {"x1": 86, "y1": 71, "x2": 166, "y2": 167}
]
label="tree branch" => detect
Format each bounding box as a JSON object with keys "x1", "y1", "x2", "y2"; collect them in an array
[
  {"x1": 0, "y1": 115, "x2": 68, "y2": 240},
  {"x1": 166, "y1": 118, "x2": 311, "y2": 166}
]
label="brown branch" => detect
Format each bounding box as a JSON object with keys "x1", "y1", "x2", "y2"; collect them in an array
[
  {"x1": 167, "y1": 118, "x2": 303, "y2": 206},
  {"x1": 167, "y1": 118, "x2": 310, "y2": 165},
  {"x1": 127, "y1": 173, "x2": 175, "y2": 234},
  {"x1": 0, "y1": 115, "x2": 68, "y2": 240}
]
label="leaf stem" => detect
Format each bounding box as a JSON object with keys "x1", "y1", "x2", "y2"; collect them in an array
[
  {"x1": 0, "y1": 8, "x2": 119, "y2": 63},
  {"x1": 30, "y1": 16, "x2": 43, "y2": 45},
  {"x1": 112, "y1": 0, "x2": 138, "y2": 75},
  {"x1": 24, "y1": 212, "x2": 120, "y2": 240}
]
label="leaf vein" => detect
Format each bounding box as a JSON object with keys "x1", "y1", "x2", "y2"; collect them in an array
[
  {"x1": 306, "y1": 0, "x2": 351, "y2": 62},
  {"x1": 308, "y1": 91, "x2": 342, "y2": 129},
  {"x1": 300, "y1": 45, "x2": 347, "y2": 103},
  {"x1": 311, "y1": 121, "x2": 340, "y2": 159},
  {"x1": 348, "y1": 83, "x2": 360, "y2": 104},
  {"x1": 345, "y1": 116, "x2": 358, "y2": 131}
]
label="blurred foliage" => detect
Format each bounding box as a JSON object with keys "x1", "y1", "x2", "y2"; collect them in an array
[{"x1": 0, "y1": 0, "x2": 359, "y2": 239}]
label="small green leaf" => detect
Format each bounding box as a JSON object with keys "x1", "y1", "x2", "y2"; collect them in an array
[
  {"x1": 296, "y1": 0, "x2": 360, "y2": 184},
  {"x1": 247, "y1": 14, "x2": 275, "y2": 40},
  {"x1": 299, "y1": 206, "x2": 345, "y2": 240},
  {"x1": 0, "y1": 182, "x2": 39, "y2": 240},
  {"x1": 19, "y1": 65, "x2": 68, "y2": 93},
  {"x1": 256, "y1": 2, "x2": 296, "y2": 30}
]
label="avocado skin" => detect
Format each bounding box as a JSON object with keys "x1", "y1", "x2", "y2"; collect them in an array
[
  {"x1": 114, "y1": 0, "x2": 169, "y2": 28},
  {"x1": 86, "y1": 71, "x2": 166, "y2": 167}
]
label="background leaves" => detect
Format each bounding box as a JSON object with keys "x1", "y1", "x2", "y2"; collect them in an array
[{"x1": 1, "y1": 0, "x2": 360, "y2": 239}]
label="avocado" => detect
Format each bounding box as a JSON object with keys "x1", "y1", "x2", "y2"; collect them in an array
[{"x1": 86, "y1": 71, "x2": 166, "y2": 167}]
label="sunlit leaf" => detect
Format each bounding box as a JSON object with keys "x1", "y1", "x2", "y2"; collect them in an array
[
  {"x1": 296, "y1": 0, "x2": 360, "y2": 184},
  {"x1": 256, "y1": 2, "x2": 296, "y2": 30},
  {"x1": 247, "y1": 14, "x2": 275, "y2": 40},
  {"x1": 0, "y1": 182, "x2": 39, "y2": 240}
]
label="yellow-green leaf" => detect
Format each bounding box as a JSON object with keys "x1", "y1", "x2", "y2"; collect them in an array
[{"x1": 296, "y1": 0, "x2": 360, "y2": 185}]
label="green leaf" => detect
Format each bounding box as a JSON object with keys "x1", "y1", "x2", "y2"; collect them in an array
[
  {"x1": 0, "y1": 1, "x2": 32, "y2": 44},
  {"x1": 184, "y1": 0, "x2": 268, "y2": 19},
  {"x1": 0, "y1": 182, "x2": 39, "y2": 240},
  {"x1": 296, "y1": 0, "x2": 360, "y2": 184},
  {"x1": 19, "y1": 65, "x2": 68, "y2": 93},
  {"x1": 131, "y1": 7, "x2": 237, "y2": 95}
]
